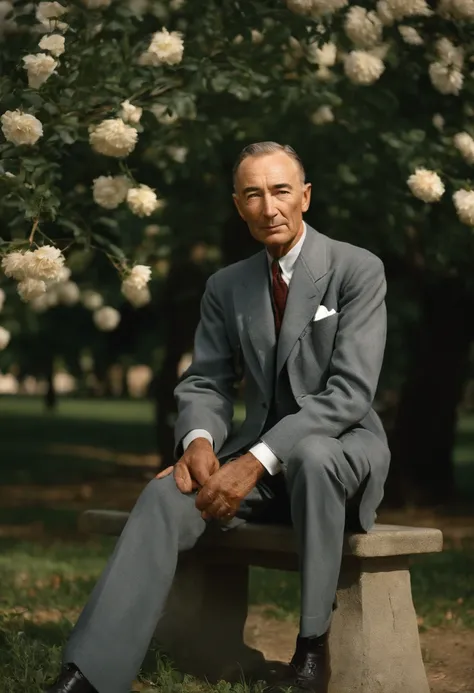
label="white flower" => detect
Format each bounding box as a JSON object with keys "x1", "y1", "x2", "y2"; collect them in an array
[
  {"x1": 81, "y1": 290, "x2": 103, "y2": 310},
  {"x1": 82, "y1": 0, "x2": 111, "y2": 7},
  {"x1": 286, "y1": 0, "x2": 314, "y2": 14},
  {"x1": 288, "y1": 0, "x2": 348, "y2": 15},
  {"x1": 315, "y1": 66, "x2": 333, "y2": 81},
  {"x1": 120, "y1": 100, "x2": 142, "y2": 125},
  {"x1": 307, "y1": 41, "x2": 337, "y2": 67},
  {"x1": 438, "y1": 0, "x2": 474, "y2": 18},
  {"x1": 432, "y1": 113, "x2": 445, "y2": 131},
  {"x1": 17, "y1": 278, "x2": 47, "y2": 302},
  {"x1": 144, "y1": 224, "x2": 161, "y2": 237},
  {"x1": 125, "y1": 264, "x2": 151, "y2": 290},
  {"x1": 0, "y1": 1, "x2": 15, "y2": 36},
  {"x1": 145, "y1": 28, "x2": 184, "y2": 66},
  {"x1": 93, "y1": 306, "x2": 120, "y2": 331},
  {"x1": 310, "y1": 0, "x2": 349, "y2": 15},
  {"x1": 288, "y1": 36, "x2": 304, "y2": 59},
  {"x1": 23, "y1": 53, "x2": 58, "y2": 89},
  {"x1": 344, "y1": 51, "x2": 385, "y2": 85},
  {"x1": 407, "y1": 168, "x2": 445, "y2": 202},
  {"x1": 92, "y1": 175, "x2": 131, "y2": 209},
  {"x1": 310, "y1": 105, "x2": 335, "y2": 124},
  {"x1": 30, "y1": 293, "x2": 53, "y2": 312},
  {"x1": 382, "y1": 0, "x2": 431, "y2": 19},
  {"x1": 121, "y1": 282, "x2": 151, "y2": 307},
  {"x1": 454, "y1": 132, "x2": 474, "y2": 164},
  {"x1": 0, "y1": 326, "x2": 10, "y2": 350},
  {"x1": 1, "y1": 110, "x2": 43, "y2": 146},
  {"x1": 56, "y1": 280, "x2": 80, "y2": 305},
  {"x1": 149, "y1": 104, "x2": 178, "y2": 125},
  {"x1": 453, "y1": 189, "x2": 474, "y2": 225},
  {"x1": 251, "y1": 29, "x2": 264, "y2": 44},
  {"x1": 2, "y1": 251, "x2": 32, "y2": 280},
  {"x1": 167, "y1": 146, "x2": 188, "y2": 163},
  {"x1": 344, "y1": 6, "x2": 383, "y2": 49},
  {"x1": 36, "y1": 2, "x2": 68, "y2": 31},
  {"x1": 127, "y1": 185, "x2": 161, "y2": 217},
  {"x1": 0, "y1": 287, "x2": 5, "y2": 311},
  {"x1": 57, "y1": 266, "x2": 71, "y2": 282},
  {"x1": 28, "y1": 245, "x2": 65, "y2": 282},
  {"x1": 429, "y1": 63, "x2": 463, "y2": 95},
  {"x1": 376, "y1": 0, "x2": 394, "y2": 24},
  {"x1": 398, "y1": 26, "x2": 423, "y2": 45},
  {"x1": 38, "y1": 34, "x2": 65, "y2": 56},
  {"x1": 89, "y1": 118, "x2": 138, "y2": 158},
  {"x1": 137, "y1": 51, "x2": 156, "y2": 66},
  {"x1": 436, "y1": 38, "x2": 464, "y2": 69}
]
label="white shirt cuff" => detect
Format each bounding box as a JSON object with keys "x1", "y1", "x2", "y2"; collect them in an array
[
  {"x1": 182, "y1": 429, "x2": 214, "y2": 450},
  {"x1": 249, "y1": 441, "x2": 282, "y2": 475}
]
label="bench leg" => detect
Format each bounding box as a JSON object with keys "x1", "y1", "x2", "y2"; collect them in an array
[
  {"x1": 329, "y1": 556, "x2": 430, "y2": 693},
  {"x1": 154, "y1": 554, "x2": 265, "y2": 681}
]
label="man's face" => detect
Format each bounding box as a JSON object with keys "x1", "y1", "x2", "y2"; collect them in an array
[{"x1": 232, "y1": 151, "x2": 311, "y2": 257}]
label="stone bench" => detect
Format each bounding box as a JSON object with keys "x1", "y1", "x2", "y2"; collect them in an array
[{"x1": 79, "y1": 510, "x2": 443, "y2": 693}]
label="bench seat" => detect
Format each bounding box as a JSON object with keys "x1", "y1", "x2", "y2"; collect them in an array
[{"x1": 80, "y1": 510, "x2": 443, "y2": 693}]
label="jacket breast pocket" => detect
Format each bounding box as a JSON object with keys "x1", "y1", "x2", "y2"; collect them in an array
[
  {"x1": 312, "y1": 310, "x2": 339, "y2": 336},
  {"x1": 310, "y1": 312, "x2": 339, "y2": 363}
]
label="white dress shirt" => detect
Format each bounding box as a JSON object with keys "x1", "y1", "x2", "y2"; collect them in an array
[{"x1": 183, "y1": 223, "x2": 308, "y2": 475}]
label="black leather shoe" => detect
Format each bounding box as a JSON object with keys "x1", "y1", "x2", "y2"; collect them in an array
[
  {"x1": 45, "y1": 664, "x2": 97, "y2": 693},
  {"x1": 268, "y1": 633, "x2": 328, "y2": 693}
]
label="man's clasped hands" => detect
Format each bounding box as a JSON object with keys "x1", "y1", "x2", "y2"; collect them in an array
[{"x1": 156, "y1": 438, "x2": 265, "y2": 521}]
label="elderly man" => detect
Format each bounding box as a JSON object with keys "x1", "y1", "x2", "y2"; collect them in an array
[{"x1": 48, "y1": 142, "x2": 390, "y2": 693}]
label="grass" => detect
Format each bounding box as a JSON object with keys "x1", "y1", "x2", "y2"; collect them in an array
[
  {"x1": 0, "y1": 536, "x2": 473, "y2": 691},
  {"x1": 0, "y1": 395, "x2": 473, "y2": 690},
  {"x1": 0, "y1": 395, "x2": 157, "y2": 484}
]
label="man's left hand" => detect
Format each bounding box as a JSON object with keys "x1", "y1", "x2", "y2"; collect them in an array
[{"x1": 195, "y1": 452, "x2": 265, "y2": 521}]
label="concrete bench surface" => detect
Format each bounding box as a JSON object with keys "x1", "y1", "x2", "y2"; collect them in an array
[
  {"x1": 80, "y1": 508, "x2": 442, "y2": 558},
  {"x1": 79, "y1": 508, "x2": 443, "y2": 693}
]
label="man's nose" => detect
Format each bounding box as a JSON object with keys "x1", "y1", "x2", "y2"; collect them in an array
[{"x1": 262, "y1": 194, "x2": 277, "y2": 218}]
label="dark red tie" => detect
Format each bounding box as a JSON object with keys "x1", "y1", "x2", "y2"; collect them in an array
[{"x1": 272, "y1": 259, "x2": 289, "y2": 336}]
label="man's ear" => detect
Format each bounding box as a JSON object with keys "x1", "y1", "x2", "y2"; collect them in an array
[
  {"x1": 302, "y1": 182, "x2": 312, "y2": 213},
  {"x1": 232, "y1": 192, "x2": 245, "y2": 220}
]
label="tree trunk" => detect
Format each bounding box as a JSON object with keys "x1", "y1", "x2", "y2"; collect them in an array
[
  {"x1": 44, "y1": 355, "x2": 57, "y2": 411},
  {"x1": 154, "y1": 253, "x2": 211, "y2": 468},
  {"x1": 386, "y1": 279, "x2": 473, "y2": 507}
]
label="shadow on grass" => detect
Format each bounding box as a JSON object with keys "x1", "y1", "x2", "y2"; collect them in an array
[{"x1": 0, "y1": 396, "x2": 157, "y2": 484}]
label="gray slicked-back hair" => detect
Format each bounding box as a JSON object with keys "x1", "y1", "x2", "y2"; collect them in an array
[{"x1": 232, "y1": 142, "x2": 306, "y2": 187}]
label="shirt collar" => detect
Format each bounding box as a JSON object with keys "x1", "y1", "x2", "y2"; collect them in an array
[{"x1": 266, "y1": 222, "x2": 307, "y2": 283}]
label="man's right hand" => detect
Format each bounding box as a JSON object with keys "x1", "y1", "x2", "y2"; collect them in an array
[{"x1": 155, "y1": 438, "x2": 220, "y2": 494}]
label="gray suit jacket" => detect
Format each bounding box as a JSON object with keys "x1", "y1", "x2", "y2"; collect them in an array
[{"x1": 174, "y1": 225, "x2": 390, "y2": 528}]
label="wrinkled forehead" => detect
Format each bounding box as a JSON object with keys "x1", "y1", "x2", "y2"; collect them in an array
[{"x1": 235, "y1": 152, "x2": 302, "y2": 192}]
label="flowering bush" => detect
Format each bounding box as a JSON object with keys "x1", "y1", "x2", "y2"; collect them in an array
[{"x1": 0, "y1": 0, "x2": 474, "y2": 332}]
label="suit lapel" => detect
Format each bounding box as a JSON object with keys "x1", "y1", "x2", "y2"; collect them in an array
[
  {"x1": 235, "y1": 251, "x2": 276, "y2": 402},
  {"x1": 276, "y1": 228, "x2": 330, "y2": 377}
]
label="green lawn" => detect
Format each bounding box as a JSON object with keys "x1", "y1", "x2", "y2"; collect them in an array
[
  {"x1": 0, "y1": 395, "x2": 473, "y2": 691},
  {"x1": 0, "y1": 395, "x2": 157, "y2": 484}
]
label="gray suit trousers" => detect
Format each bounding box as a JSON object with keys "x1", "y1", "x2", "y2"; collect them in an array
[{"x1": 64, "y1": 433, "x2": 370, "y2": 693}]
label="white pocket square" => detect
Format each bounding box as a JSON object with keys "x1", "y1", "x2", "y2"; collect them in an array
[{"x1": 313, "y1": 305, "x2": 337, "y2": 322}]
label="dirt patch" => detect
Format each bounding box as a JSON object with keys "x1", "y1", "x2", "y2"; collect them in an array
[{"x1": 244, "y1": 606, "x2": 474, "y2": 693}]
